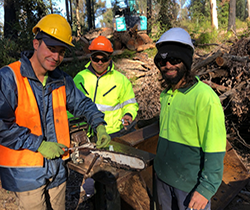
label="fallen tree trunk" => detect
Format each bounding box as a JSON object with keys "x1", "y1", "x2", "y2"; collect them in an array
[
  {"x1": 192, "y1": 50, "x2": 223, "y2": 72},
  {"x1": 216, "y1": 53, "x2": 250, "y2": 67}
]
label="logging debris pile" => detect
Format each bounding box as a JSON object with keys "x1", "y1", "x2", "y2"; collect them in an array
[{"x1": 192, "y1": 37, "x2": 250, "y2": 151}]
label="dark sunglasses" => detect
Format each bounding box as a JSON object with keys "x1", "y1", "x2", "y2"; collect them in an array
[
  {"x1": 91, "y1": 56, "x2": 110, "y2": 63},
  {"x1": 157, "y1": 57, "x2": 182, "y2": 67}
]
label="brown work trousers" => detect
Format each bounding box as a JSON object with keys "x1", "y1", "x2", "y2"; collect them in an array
[{"x1": 14, "y1": 181, "x2": 66, "y2": 210}]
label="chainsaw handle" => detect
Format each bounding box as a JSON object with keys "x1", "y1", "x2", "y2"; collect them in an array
[{"x1": 119, "y1": 120, "x2": 137, "y2": 135}]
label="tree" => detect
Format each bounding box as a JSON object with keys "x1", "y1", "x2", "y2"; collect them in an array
[
  {"x1": 189, "y1": 0, "x2": 211, "y2": 24},
  {"x1": 75, "y1": 0, "x2": 81, "y2": 36},
  {"x1": 236, "y1": 0, "x2": 247, "y2": 21},
  {"x1": 3, "y1": 0, "x2": 49, "y2": 48},
  {"x1": 210, "y1": 0, "x2": 218, "y2": 29},
  {"x1": 100, "y1": 8, "x2": 113, "y2": 28},
  {"x1": 4, "y1": 0, "x2": 18, "y2": 39},
  {"x1": 49, "y1": 0, "x2": 53, "y2": 13},
  {"x1": 248, "y1": 0, "x2": 250, "y2": 19},
  {"x1": 228, "y1": 0, "x2": 236, "y2": 32},
  {"x1": 157, "y1": 0, "x2": 178, "y2": 29}
]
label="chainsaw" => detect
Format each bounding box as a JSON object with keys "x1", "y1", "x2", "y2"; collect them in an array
[{"x1": 67, "y1": 115, "x2": 146, "y2": 171}]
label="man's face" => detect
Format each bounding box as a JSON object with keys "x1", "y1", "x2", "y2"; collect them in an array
[
  {"x1": 158, "y1": 57, "x2": 187, "y2": 85},
  {"x1": 90, "y1": 54, "x2": 111, "y2": 75},
  {"x1": 33, "y1": 39, "x2": 66, "y2": 72}
]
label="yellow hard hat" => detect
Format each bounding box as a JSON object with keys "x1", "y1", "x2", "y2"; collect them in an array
[{"x1": 32, "y1": 14, "x2": 74, "y2": 47}]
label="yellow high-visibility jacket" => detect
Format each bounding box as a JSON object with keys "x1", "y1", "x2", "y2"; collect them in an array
[{"x1": 72, "y1": 61, "x2": 138, "y2": 134}]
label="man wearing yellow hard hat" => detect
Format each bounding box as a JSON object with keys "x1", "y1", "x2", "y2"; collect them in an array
[{"x1": 0, "y1": 14, "x2": 110, "y2": 210}]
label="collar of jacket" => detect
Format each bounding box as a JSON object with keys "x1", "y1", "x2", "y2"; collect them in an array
[
  {"x1": 86, "y1": 60, "x2": 114, "y2": 77},
  {"x1": 20, "y1": 51, "x2": 65, "y2": 82},
  {"x1": 165, "y1": 76, "x2": 199, "y2": 94}
]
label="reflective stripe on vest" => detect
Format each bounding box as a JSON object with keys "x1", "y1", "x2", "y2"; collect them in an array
[
  {"x1": 0, "y1": 61, "x2": 70, "y2": 167},
  {"x1": 96, "y1": 98, "x2": 137, "y2": 112}
]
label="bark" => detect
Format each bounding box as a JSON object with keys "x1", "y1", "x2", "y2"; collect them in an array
[
  {"x1": 147, "y1": 0, "x2": 152, "y2": 34},
  {"x1": 69, "y1": 0, "x2": 73, "y2": 26},
  {"x1": 210, "y1": 0, "x2": 218, "y2": 29},
  {"x1": 65, "y1": 0, "x2": 70, "y2": 24},
  {"x1": 228, "y1": 0, "x2": 236, "y2": 32},
  {"x1": 76, "y1": 0, "x2": 81, "y2": 37},
  {"x1": 248, "y1": 0, "x2": 250, "y2": 19},
  {"x1": 4, "y1": 0, "x2": 18, "y2": 39},
  {"x1": 86, "y1": 0, "x2": 92, "y2": 29},
  {"x1": 49, "y1": 0, "x2": 53, "y2": 14},
  {"x1": 91, "y1": 0, "x2": 95, "y2": 29}
]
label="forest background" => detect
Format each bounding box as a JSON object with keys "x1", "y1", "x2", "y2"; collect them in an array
[{"x1": 1, "y1": 0, "x2": 250, "y2": 78}]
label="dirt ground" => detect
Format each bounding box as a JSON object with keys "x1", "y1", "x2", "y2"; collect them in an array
[{"x1": 0, "y1": 56, "x2": 250, "y2": 210}]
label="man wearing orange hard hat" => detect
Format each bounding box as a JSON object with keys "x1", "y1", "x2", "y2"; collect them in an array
[
  {"x1": 68, "y1": 36, "x2": 139, "y2": 200},
  {"x1": 71, "y1": 35, "x2": 139, "y2": 139},
  {"x1": 68, "y1": 36, "x2": 138, "y2": 199},
  {"x1": 0, "y1": 14, "x2": 110, "y2": 210}
]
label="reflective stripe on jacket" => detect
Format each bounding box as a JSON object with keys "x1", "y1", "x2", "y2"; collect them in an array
[
  {"x1": 0, "y1": 61, "x2": 70, "y2": 167},
  {"x1": 73, "y1": 61, "x2": 139, "y2": 134}
]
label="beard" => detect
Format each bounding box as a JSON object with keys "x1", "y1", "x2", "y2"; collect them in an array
[{"x1": 160, "y1": 64, "x2": 187, "y2": 85}]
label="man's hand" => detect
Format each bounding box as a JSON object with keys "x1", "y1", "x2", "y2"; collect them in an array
[
  {"x1": 188, "y1": 191, "x2": 209, "y2": 210},
  {"x1": 38, "y1": 141, "x2": 66, "y2": 159},
  {"x1": 96, "y1": 125, "x2": 111, "y2": 149},
  {"x1": 121, "y1": 115, "x2": 133, "y2": 129}
]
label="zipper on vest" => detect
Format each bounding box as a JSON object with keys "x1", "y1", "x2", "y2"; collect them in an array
[
  {"x1": 80, "y1": 82, "x2": 89, "y2": 95},
  {"x1": 103, "y1": 85, "x2": 117, "y2": 97},
  {"x1": 93, "y1": 77, "x2": 100, "y2": 103}
]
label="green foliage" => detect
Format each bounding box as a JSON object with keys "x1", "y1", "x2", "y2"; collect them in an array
[
  {"x1": 0, "y1": 38, "x2": 21, "y2": 67},
  {"x1": 143, "y1": 48, "x2": 158, "y2": 58},
  {"x1": 217, "y1": 1, "x2": 229, "y2": 29},
  {"x1": 150, "y1": 22, "x2": 170, "y2": 42},
  {"x1": 236, "y1": 0, "x2": 247, "y2": 21},
  {"x1": 100, "y1": 8, "x2": 113, "y2": 28},
  {"x1": 60, "y1": 59, "x2": 89, "y2": 78},
  {"x1": 235, "y1": 18, "x2": 248, "y2": 31},
  {"x1": 189, "y1": 0, "x2": 210, "y2": 26},
  {"x1": 60, "y1": 41, "x2": 90, "y2": 78},
  {"x1": 157, "y1": 0, "x2": 177, "y2": 30},
  {"x1": 196, "y1": 30, "x2": 218, "y2": 46}
]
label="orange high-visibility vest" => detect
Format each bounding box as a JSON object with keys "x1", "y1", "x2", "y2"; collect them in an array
[{"x1": 0, "y1": 61, "x2": 70, "y2": 167}]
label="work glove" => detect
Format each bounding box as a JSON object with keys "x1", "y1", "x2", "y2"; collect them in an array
[
  {"x1": 38, "y1": 141, "x2": 66, "y2": 159},
  {"x1": 96, "y1": 125, "x2": 111, "y2": 149}
]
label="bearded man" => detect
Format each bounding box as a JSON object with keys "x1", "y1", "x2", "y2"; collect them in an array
[{"x1": 153, "y1": 28, "x2": 226, "y2": 210}]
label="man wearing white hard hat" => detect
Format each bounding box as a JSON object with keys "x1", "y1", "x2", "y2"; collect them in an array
[{"x1": 153, "y1": 28, "x2": 226, "y2": 210}]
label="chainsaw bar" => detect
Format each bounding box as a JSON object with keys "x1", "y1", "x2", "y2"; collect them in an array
[{"x1": 90, "y1": 150, "x2": 146, "y2": 170}]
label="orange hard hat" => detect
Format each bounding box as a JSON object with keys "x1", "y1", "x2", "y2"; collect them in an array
[{"x1": 89, "y1": 36, "x2": 113, "y2": 53}]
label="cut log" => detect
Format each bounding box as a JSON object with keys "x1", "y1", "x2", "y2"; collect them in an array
[
  {"x1": 137, "y1": 33, "x2": 153, "y2": 44},
  {"x1": 137, "y1": 43, "x2": 155, "y2": 52},
  {"x1": 118, "y1": 174, "x2": 150, "y2": 210},
  {"x1": 192, "y1": 50, "x2": 223, "y2": 72},
  {"x1": 216, "y1": 53, "x2": 250, "y2": 67}
]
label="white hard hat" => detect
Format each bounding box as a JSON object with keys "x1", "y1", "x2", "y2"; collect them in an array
[{"x1": 156, "y1": 27, "x2": 194, "y2": 51}]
